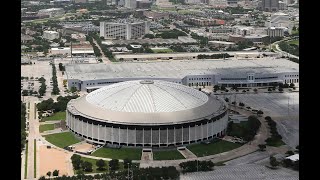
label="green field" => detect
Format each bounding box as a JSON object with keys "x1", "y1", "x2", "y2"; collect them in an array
[
  {"x1": 153, "y1": 150, "x2": 185, "y2": 160},
  {"x1": 152, "y1": 48, "x2": 174, "y2": 53},
  {"x1": 92, "y1": 147, "x2": 142, "y2": 160},
  {"x1": 39, "y1": 124, "x2": 55, "y2": 133},
  {"x1": 44, "y1": 132, "x2": 80, "y2": 148},
  {"x1": 187, "y1": 140, "x2": 242, "y2": 157},
  {"x1": 24, "y1": 142, "x2": 28, "y2": 179},
  {"x1": 42, "y1": 111, "x2": 66, "y2": 121},
  {"x1": 34, "y1": 139, "x2": 36, "y2": 178},
  {"x1": 288, "y1": 40, "x2": 299, "y2": 45}
]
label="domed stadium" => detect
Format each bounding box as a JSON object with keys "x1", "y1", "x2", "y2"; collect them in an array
[{"x1": 66, "y1": 80, "x2": 228, "y2": 147}]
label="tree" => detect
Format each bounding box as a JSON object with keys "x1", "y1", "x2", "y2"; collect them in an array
[
  {"x1": 22, "y1": 90, "x2": 29, "y2": 96},
  {"x1": 269, "y1": 156, "x2": 279, "y2": 167},
  {"x1": 257, "y1": 110, "x2": 264, "y2": 116},
  {"x1": 268, "y1": 88, "x2": 272, "y2": 91},
  {"x1": 279, "y1": 87, "x2": 283, "y2": 92},
  {"x1": 71, "y1": 154, "x2": 82, "y2": 170},
  {"x1": 96, "y1": 159, "x2": 106, "y2": 170},
  {"x1": 70, "y1": 86, "x2": 77, "y2": 93},
  {"x1": 52, "y1": 169, "x2": 59, "y2": 176},
  {"x1": 292, "y1": 26, "x2": 296, "y2": 31},
  {"x1": 282, "y1": 158, "x2": 293, "y2": 168},
  {"x1": 258, "y1": 144, "x2": 266, "y2": 151},
  {"x1": 286, "y1": 150, "x2": 295, "y2": 156},
  {"x1": 239, "y1": 102, "x2": 245, "y2": 107},
  {"x1": 224, "y1": 98, "x2": 229, "y2": 102},
  {"x1": 253, "y1": 88, "x2": 258, "y2": 93},
  {"x1": 82, "y1": 161, "x2": 93, "y2": 172},
  {"x1": 109, "y1": 159, "x2": 119, "y2": 171},
  {"x1": 46, "y1": 171, "x2": 51, "y2": 177},
  {"x1": 123, "y1": 158, "x2": 132, "y2": 169},
  {"x1": 39, "y1": 176, "x2": 46, "y2": 180},
  {"x1": 290, "y1": 83, "x2": 295, "y2": 88}
]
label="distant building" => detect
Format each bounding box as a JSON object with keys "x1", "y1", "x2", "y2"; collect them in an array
[
  {"x1": 156, "y1": 0, "x2": 173, "y2": 8},
  {"x1": 208, "y1": 0, "x2": 228, "y2": 7},
  {"x1": 208, "y1": 41, "x2": 236, "y2": 48},
  {"x1": 38, "y1": 8, "x2": 65, "y2": 18},
  {"x1": 143, "y1": 11, "x2": 169, "y2": 20},
  {"x1": 259, "y1": 0, "x2": 279, "y2": 12},
  {"x1": 100, "y1": 21, "x2": 150, "y2": 40},
  {"x1": 136, "y1": 0, "x2": 152, "y2": 8},
  {"x1": 43, "y1": 31, "x2": 60, "y2": 40},
  {"x1": 125, "y1": 0, "x2": 137, "y2": 9},
  {"x1": 266, "y1": 27, "x2": 284, "y2": 37},
  {"x1": 74, "y1": 0, "x2": 88, "y2": 3}
]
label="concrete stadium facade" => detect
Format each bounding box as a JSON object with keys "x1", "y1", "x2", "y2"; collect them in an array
[{"x1": 66, "y1": 80, "x2": 228, "y2": 147}]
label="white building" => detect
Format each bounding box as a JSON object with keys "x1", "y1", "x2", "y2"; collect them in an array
[
  {"x1": 125, "y1": 0, "x2": 137, "y2": 9},
  {"x1": 38, "y1": 8, "x2": 65, "y2": 18},
  {"x1": 266, "y1": 27, "x2": 284, "y2": 37},
  {"x1": 260, "y1": 0, "x2": 279, "y2": 12},
  {"x1": 64, "y1": 57, "x2": 299, "y2": 92},
  {"x1": 185, "y1": 0, "x2": 202, "y2": 4},
  {"x1": 208, "y1": 41, "x2": 236, "y2": 48},
  {"x1": 209, "y1": 0, "x2": 228, "y2": 6},
  {"x1": 43, "y1": 31, "x2": 60, "y2": 40},
  {"x1": 156, "y1": 0, "x2": 173, "y2": 8},
  {"x1": 232, "y1": 26, "x2": 255, "y2": 36},
  {"x1": 100, "y1": 21, "x2": 150, "y2": 40}
]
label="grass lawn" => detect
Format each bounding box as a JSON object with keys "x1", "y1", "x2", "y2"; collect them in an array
[
  {"x1": 91, "y1": 147, "x2": 142, "y2": 160},
  {"x1": 153, "y1": 150, "x2": 185, "y2": 160},
  {"x1": 265, "y1": 138, "x2": 285, "y2": 147},
  {"x1": 228, "y1": 121, "x2": 248, "y2": 138},
  {"x1": 24, "y1": 142, "x2": 28, "y2": 179},
  {"x1": 44, "y1": 132, "x2": 80, "y2": 148},
  {"x1": 34, "y1": 139, "x2": 36, "y2": 178},
  {"x1": 42, "y1": 111, "x2": 66, "y2": 121},
  {"x1": 288, "y1": 40, "x2": 299, "y2": 45},
  {"x1": 39, "y1": 124, "x2": 55, "y2": 133},
  {"x1": 187, "y1": 140, "x2": 242, "y2": 157}
]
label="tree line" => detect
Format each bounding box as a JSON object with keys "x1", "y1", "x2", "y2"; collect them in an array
[
  {"x1": 36, "y1": 95, "x2": 79, "y2": 113},
  {"x1": 51, "y1": 63, "x2": 60, "y2": 95},
  {"x1": 264, "y1": 116, "x2": 284, "y2": 146},
  {"x1": 198, "y1": 53, "x2": 232, "y2": 59},
  {"x1": 227, "y1": 115, "x2": 261, "y2": 142}
]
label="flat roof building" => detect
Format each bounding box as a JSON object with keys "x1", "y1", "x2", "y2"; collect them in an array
[
  {"x1": 64, "y1": 57, "x2": 299, "y2": 92},
  {"x1": 43, "y1": 31, "x2": 60, "y2": 41},
  {"x1": 100, "y1": 21, "x2": 150, "y2": 40}
]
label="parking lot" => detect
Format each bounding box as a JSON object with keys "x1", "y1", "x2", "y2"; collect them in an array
[{"x1": 218, "y1": 92, "x2": 299, "y2": 148}]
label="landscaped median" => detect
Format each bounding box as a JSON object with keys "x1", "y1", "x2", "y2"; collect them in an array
[
  {"x1": 187, "y1": 140, "x2": 242, "y2": 157},
  {"x1": 43, "y1": 132, "x2": 81, "y2": 148},
  {"x1": 34, "y1": 139, "x2": 36, "y2": 178},
  {"x1": 153, "y1": 150, "x2": 185, "y2": 160},
  {"x1": 91, "y1": 147, "x2": 142, "y2": 160},
  {"x1": 24, "y1": 142, "x2": 28, "y2": 179}
]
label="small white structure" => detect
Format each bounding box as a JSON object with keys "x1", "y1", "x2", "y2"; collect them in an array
[
  {"x1": 38, "y1": 8, "x2": 65, "y2": 18},
  {"x1": 43, "y1": 31, "x2": 60, "y2": 41},
  {"x1": 208, "y1": 41, "x2": 236, "y2": 48},
  {"x1": 285, "y1": 154, "x2": 299, "y2": 161}
]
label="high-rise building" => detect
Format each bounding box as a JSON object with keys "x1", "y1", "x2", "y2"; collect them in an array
[
  {"x1": 125, "y1": 0, "x2": 137, "y2": 8},
  {"x1": 266, "y1": 27, "x2": 284, "y2": 37},
  {"x1": 259, "y1": 0, "x2": 279, "y2": 12},
  {"x1": 100, "y1": 21, "x2": 150, "y2": 40}
]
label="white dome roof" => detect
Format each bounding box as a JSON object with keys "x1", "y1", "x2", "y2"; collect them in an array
[{"x1": 86, "y1": 80, "x2": 209, "y2": 113}]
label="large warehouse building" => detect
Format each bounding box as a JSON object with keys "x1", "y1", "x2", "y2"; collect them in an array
[
  {"x1": 65, "y1": 58, "x2": 299, "y2": 92},
  {"x1": 66, "y1": 80, "x2": 228, "y2": 147}
]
